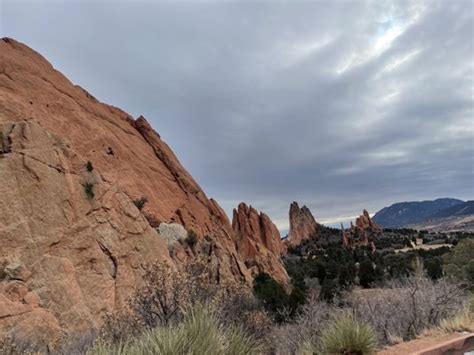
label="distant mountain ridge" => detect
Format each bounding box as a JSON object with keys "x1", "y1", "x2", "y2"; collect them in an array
[
  {"x1": 427, "y1": 201, "x2": 474, "y2": 219},
  {"x1": 372, "y1": 198, "x2": 465, "y2": 228}
]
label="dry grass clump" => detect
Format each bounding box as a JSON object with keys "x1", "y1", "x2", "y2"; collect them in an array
[
  {"x1": 95, "y1": 259, "x2": 268, "y2": 353},
  {"x1": 423, "y1": 294, "x2": 474, "y2": 335},
  {"x1": 306, "y1": 315, "x2": 377, "y2": 355},
  {"x1": 435, "y1": 312, "x2": 473, "y2": 333},
  {"x1": 267, "y1": 296, "x2": 342, "y2": 354},
  {"x1": 87, "y1": 307, "x2": 261, "y2": 355}
]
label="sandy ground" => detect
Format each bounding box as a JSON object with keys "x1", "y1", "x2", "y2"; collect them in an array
[{"x1": 394, "y1": 243, "x2": 452, "y2": 253}]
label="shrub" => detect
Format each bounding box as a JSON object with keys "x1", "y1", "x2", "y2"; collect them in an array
[
  {"x1": 444, "y1": 239, "x2": 474, "y2": 288},
  {"x1": 84, "y1": 182, "x2": 95, "y2": 199},
  {"x1": 359, "y1": 259, "x2": 378, "y2": 288},
  {"x1": 269, "y1": 297, "x2": 338, "y2": 354},
  {"x1": 132, "y1": 197, "x2": 148, "y2": 211},
  {"x1": 319, "y1": 278, "x2": 340, "y2": 301},
  {"x1": 88, "y1": 307, "x2": 261, "y2": 355},
  {"x1": 104, "y1": 259, "x2": 259, "y2": 338},
  {"x1": 253, "y1": 273, "x2": 289, "y2": 322},
  {"x1": 424, "y1": 257, "x2": 443, "y2": 280},
  {"x1": 347, "y1": 276, "x2": 466, "y2": 343},
  {"x1": 86, "y1": 161, "x2": 94, "y2": 172},
  {"x1": 318, "y1": 315, "x2": 377, "y2": 355},
  {"x1": 186, "y1": 230, "x2": 198, "y2": 248}
]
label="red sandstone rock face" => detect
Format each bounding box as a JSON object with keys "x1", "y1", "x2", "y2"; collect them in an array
[
  {"x1": 232, "y1": 203, "x2": 288, "y2": 280},
  {"x1": 0, "y1": 121, "x2": 173, "y2": 345},
  {"x1": 232, "y1": 203, "x2": 285, "y2": 256},
  {"x1": 355, "y1": 209, "x2": 381, "y2": 231},
  {"x1": 285, "y1": 202, "x2": 319, "y2": 247},
  {"x1": 0, "y1": 38, "x2": 288, "y2": 344},
  {"x1": 341, "y1": 210, "x2": 380, "y2": 251}
]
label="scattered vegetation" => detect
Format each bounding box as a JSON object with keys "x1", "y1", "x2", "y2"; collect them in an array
[
  {"x1": 2, "y1": 228, "x2": 472, "y2": 354},
  {"x1": 84, "y1": 182, "x2": 95, "y2": 199},
  {"x1": 88, "y1": 307, "x2": 261, "y2": 355},
  {"x1": 253, "y1": 272, "x2": 306, "y2": 322},
  {"x1": 87, "y1": 260, "x2": 268, "y2": 355},
  {"x1": 132, "y1": 197, "x2": 148, "y2": 211},
  {"x1": 285, "y1": 230, "x2": 474, "y2": 302},
  {"x1": 443, "y1": 239, "x2": 474, "y2": 289},
  {"x1": 316, "y1": 315, "x2": 377, "y2": 355},
  {"x1": 186, "y1": 230, "x2": 198, "y2": 248},
  {"x1": 86, "y1": 161, "x2": 94, "y2": 172}
]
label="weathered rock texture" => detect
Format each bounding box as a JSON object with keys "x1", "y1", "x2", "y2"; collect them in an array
[
  {"x1": 285, "y1": 202, "x2": 319, "y2": 247},
  {"x1": 341, "y1": 210, "x2": 381, "y2": 251},
  {"x1": 0, "y1": 38, "x2": 288, "y2": 345},
  {"x1": 232, "y1": 203, "x2": 288, "y2": 278},
  {"x1": 232, "y1": 203, "x2": 285, "y2": 256},
  {"x1": 0, "y1": 120, "x2": 173, "y2": 345}
]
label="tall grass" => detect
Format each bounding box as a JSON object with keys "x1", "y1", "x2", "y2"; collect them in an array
[
  {"x1": 299, "y1": 314, "x2": 377, "y2": 355},
  {"x1": 87, "y1": 307, "x2": 260, "y2": 355},
  {"x1": 425, "y1": 294, "x2": 474, "y2": 335}
]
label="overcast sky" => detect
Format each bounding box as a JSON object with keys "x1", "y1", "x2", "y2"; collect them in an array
[{"x1": 2, "y1": 0, "x2": 473, "y2": 230}]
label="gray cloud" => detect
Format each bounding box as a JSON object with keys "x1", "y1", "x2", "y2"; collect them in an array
[{"x1": 2, "y1": 0, "x2": 473, "y2": 229}]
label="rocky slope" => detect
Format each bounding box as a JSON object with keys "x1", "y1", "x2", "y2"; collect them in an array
[
  {"x1": 0, "y1": 38, "x2": 288, "y2": 344},
  {"x1": 373, "y1": 198, "x2": 464, "y2": 228},
  {"x1": 285, "y1": 202, "x2": 319, "y2": 247},
  {"x1": 425, "y1": 200, "x2": 474, "y2": 220}
]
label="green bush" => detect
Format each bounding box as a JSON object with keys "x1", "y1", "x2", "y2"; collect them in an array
[
  {"x1": 133, "y1": 197, "x2": 148, "y2": 211},
  {"x1": 253, "y1": 272, "x2": 289, "y2": 321},
  {"x1": 425, "y1": 257, "x2": 443, "y2": 280},
  {"x1": 444, "y1": 239, "x2": 474, "y2": 289},
  {"x1": 84, "y1": 182, "x2": 94, "y2": 199},
  {"x1": 86, "y1": 161, "x2": 94, "y2": 172},
  {"x1": 319, "y1": 315, "x2": 377, "y2": 355},
  {"x1": 359, "y1": 259, "x2": 380, "y2": 288},
  {"x1": 186, "y1": 230, "x2": 198, "y2": 248}
]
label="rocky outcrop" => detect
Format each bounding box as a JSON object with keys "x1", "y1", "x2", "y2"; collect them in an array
[
  {"x1": 0, "y1": 38, "x2": 288, "y2": 345},
  {"x1": 232, "y1": 203, "x2": 285, "y2": 256},
  {"x1": 341, "y1": 210, "x2": 381, "y2": 251},
  {"x1": 232, "y1": 203, "x2": 288, "y2": 281},
  {"x1": 285, "y1": 202, "x2": 319, "y2": 247},
  {"x1": 0, "y1": 121, "x2": 173, "y2": 346},
  {"x1": 356, "y1": 209, "x2": 381, "y2": 231}
]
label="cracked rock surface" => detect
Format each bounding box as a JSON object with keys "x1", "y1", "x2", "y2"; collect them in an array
[
  {"x1": 0, "y1": 37, "x2": 289, "y2": 345},
  {"x1": 0, "y1": 120, "x2": 172, "y2": 345}
]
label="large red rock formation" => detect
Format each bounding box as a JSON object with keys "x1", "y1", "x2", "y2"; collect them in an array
[
  {"x1": 232, "y1": 203, "x2": 287, "y2": 278},
  {"x1": 0, "y1": 121, "x2": 174, "y2": 344},
  {"x1": 232, "y1": 203, "x2": 285, "y2": 256},
  {"x1": 285, "y1": 202, "x2": 319, "y2": 247},
  {"x1": 0, "y1": 38, "x2": 288, "y2": 345},
  {"x1": 341, "y1": 210, "x2": 381, "y2": 250}
]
